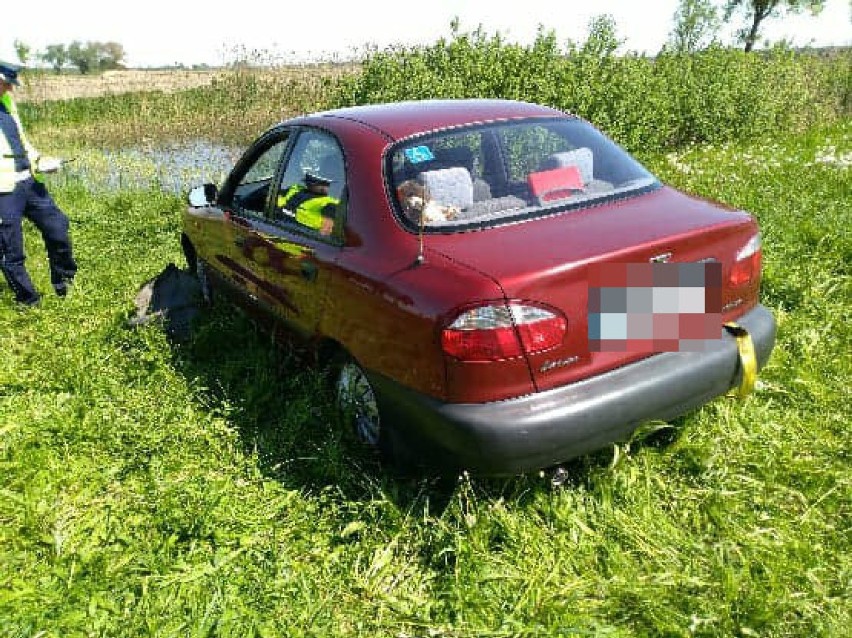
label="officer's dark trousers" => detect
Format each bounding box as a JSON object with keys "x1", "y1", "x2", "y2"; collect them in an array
[{"x1": 0, "y1": 176, "x2": 77, "y2": 305}]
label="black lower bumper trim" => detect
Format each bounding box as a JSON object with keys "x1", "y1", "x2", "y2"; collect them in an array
[{"x1": 371, "y1": 304, "x2": 777, "y2": 475}]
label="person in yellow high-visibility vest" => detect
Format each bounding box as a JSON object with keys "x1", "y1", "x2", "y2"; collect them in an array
[
  {"x1": 276, "y1": 170, "x2": 339, "y2": 236},
  {"x1": 0, "y1": 60, "x2": 77, "y2": 306}
]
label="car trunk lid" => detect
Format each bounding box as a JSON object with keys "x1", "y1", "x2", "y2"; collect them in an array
[{"x1": 430, "y1": 186, "x2": 762, "y2": 393}]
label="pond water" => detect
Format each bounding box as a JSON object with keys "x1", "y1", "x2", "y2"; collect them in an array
[{"x1": 55, "y1": 140, "x2": 244, "y2": 194}]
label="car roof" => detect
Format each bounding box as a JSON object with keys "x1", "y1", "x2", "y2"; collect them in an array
[{"x1": 288, "y1": 99, "x2": 570, "y2": 141}]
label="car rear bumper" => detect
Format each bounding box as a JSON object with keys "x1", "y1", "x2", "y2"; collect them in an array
[{"x1": 370, "y1": 304, "x2": 777, "y2": 475}]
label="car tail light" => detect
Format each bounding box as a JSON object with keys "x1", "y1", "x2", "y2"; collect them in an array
[
  {"x1": 729, "y1": 233, "x2": 762, "y2": 287},
  {"x1": 441, "y1": 303, "x2": 567, "y2": 361}
]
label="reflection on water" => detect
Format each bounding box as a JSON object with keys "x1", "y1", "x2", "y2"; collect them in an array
[{"x1": 55, "y1": 140, "x2": 243, "y2": 194}]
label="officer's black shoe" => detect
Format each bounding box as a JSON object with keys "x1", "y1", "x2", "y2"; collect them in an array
[
  {"x1": 16, "y1": 295, "x2": 41, "y2": 308},
  {"x1": 54, "y1": 280, "x2": 73, "y2": 297}
]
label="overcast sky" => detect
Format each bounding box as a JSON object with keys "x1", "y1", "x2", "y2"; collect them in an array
[{"x1": 4, "y1": 0, "x2": 851, "y2": 67}]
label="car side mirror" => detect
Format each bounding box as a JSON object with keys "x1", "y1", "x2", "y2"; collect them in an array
[{"x1": 188, "y1": 183, "x2": 218, "y2": 207}]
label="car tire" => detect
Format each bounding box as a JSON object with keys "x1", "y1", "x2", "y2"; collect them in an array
[
  {"x1": 331, "y1": 353, "x2": 422, "y2": 474},
  {"x1": 334, "y1": 355, "x2": 383, "y2": 450}
]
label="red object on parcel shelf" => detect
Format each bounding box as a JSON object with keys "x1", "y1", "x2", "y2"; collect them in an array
[{"x1": 527, "y1": 165, "x2": 584, "y2": 202}]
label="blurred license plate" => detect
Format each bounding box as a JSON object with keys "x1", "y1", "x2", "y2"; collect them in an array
[{"x1": 588, "y1": 262, "x2": 722, "y2": 353}]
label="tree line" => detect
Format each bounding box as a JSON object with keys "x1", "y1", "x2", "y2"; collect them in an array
[
  {"x1": 13, "y1": 40, "x2": 126, "y2": 74},
  {"x1": 9, "y1": 0, "x2": 830, "y2": 74}
]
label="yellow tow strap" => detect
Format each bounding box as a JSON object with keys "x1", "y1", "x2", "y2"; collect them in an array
[{"x1": 724, "y1": 322, "x2": 757, "y2": 399}]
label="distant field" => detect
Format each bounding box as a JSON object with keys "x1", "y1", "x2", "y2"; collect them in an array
[
  {"x1": 17, "y1": 65, "x2": 358, "y2": 103},
  {"x1": 16, "y1": 70, "x2": 221, "y2": 102}
]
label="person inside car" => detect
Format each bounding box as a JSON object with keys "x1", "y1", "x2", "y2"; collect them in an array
[{"x1": 276, "y1": 169, "x2": 338, "y2": 236}]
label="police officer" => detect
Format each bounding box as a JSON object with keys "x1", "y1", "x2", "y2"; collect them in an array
[
  {"x1": 1, "y1": 59, "x2": 77, "y2": 306},
  {"x1": 277, "y1": 169, "x2": 339, "y2": 236}
]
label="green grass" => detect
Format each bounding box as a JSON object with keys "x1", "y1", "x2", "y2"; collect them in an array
[{"x1": 1, "y1": 119, "x2": 850, "y2": 636}]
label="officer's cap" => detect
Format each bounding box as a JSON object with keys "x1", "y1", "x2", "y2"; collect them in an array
[
  {"x1": 304, "y1": 171, "x2": 333, "y2": 186},
  {"x1": 0, "y1": 61, "x2": 22, "y2": 86}
]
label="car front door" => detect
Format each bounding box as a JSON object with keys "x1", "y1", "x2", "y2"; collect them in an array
[
  {"x1": 229, "y1": 128, "x2": 347, "y2": 338},
  {"x1": 214, "y1": 131, "x2": 291, "y2": 304}
]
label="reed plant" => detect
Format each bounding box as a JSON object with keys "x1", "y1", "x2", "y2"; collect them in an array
[
  {"x1": 18, "y1": 23, "x2": 850, "y2": 157},
  {"x1": 22, "y1": 64, "x2": 345, "y2": 150}
]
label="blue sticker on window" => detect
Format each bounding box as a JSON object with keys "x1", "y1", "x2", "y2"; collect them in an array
[{"x1": 404, "y1": 146, "x2": 435, "y2": 164}]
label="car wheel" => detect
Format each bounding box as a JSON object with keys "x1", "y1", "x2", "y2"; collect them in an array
[{"x1": 334, "y1": 356, "x2": 382, "y2": 448}]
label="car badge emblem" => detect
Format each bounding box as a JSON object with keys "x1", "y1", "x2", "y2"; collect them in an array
[{"x1": 649, "y1": 252, "x2": 672, "y2": 263}]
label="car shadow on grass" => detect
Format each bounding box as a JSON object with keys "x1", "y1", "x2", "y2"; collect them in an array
[
  {"x1": 151, "y1": 296, "x2": 462, "y2": 509},
  {"x1": 130, "y1": 266, "x2": 688, "y2": 515}
]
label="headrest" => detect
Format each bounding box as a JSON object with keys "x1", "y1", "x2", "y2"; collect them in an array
[
  {"x1": 541, "y1": 147, "x2": 594, "y2": 185},
  {"x1": 418, "y1": 167, "x2": 474, "y2": 210}
]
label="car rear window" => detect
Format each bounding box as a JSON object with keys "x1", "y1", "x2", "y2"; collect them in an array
[{"x1": 388, "y1": 117, "x2": 657, "y2": 231}]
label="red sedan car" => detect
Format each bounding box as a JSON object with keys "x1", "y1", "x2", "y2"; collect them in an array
[{"x1": 182, "y1": 99, "x2": 776, "y2": 475}]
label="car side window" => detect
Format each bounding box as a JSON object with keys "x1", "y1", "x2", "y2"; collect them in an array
[
  {"x1": 231, "y1": 135, "x2": 290, "y2": 216},
  {"x1": 273, "y1": 130, "x2": 346, "y2": 238}
]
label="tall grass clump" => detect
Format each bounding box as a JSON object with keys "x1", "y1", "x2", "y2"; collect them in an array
[{"x1": 334, "y1": 20, "x2": 851, "y2": 152}]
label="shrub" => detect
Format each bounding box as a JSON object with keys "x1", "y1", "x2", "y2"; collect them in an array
[{"x1": 333, "y1": 23, "x2": 851, "y2": 153}]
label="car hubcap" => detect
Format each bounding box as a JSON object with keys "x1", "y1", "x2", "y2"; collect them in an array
[{"x1": 336, "y1": 362, "x2": 380, "y2": 446}]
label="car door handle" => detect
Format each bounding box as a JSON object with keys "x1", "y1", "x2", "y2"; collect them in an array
[{"x1": 301, "y1": 261, "x2": 318, "y2": 282}]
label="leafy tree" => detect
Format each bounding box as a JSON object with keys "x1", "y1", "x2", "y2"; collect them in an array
[
  {"x1": 668, "y1": 0, "x2": 722, "y2": 52},
  {"x1": 98, "y1": 41, "x2": 126, "y2": 70},
  {"x1": 13, "y1": 39, "x2": 31, "y2": 65},
  {"x1": 582, "y1": 14, "x2": 622, "y2": 57},
  {"x1": 723, "y1": 0, "x2": 826, "y2": 52},
  {"x1": 65, "y1": 41, "x2": 126, "y2": 74},
  {"x1": 68, "y1": 40, "x2": 97, "y2": 74},
  {"x1": 41, "y1": 44, "x2": 68, "y2": 74}
]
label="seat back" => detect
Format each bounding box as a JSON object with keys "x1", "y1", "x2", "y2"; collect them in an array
[{"x1": 435, "y1": 146, "x2": 475, "y2": 173}]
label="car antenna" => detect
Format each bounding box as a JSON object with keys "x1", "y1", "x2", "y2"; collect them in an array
[
  {"x1": 414, "y1": 210, "x2": 426, "y2": 266},
  {"x1": 413, "y1": 187, "x2": 428, "y2": 267}
]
